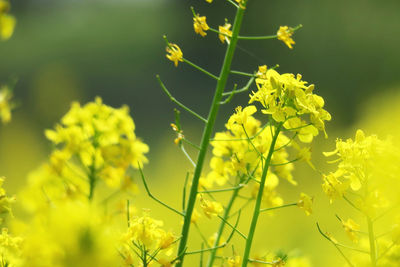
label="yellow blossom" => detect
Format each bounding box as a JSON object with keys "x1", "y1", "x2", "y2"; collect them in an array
[
  {"x1": 0, "y1": 86, "x2": 13, "y2": 124},
  {"x1": 277, "y1": 26, "x2": 295, "y2": 49},
  {"x1": 297, "y1": 193, "x2": 313, "y2": 216},
  {"x1": 166, "y1": 43, "x2": 183, "y2": 67},
  {"x1": 0, "y1": 1, "x2": 15, "y2": 41},
  {"x1": 190, "y1": 209, "x2": 201, "y2": 224},
  {"x1": 205, "y1": 0, "x2": 213, "y2": 2},
  {"x1": 200, "y1": 196, "x2": 223, "y2": 218},
  {"x1": 341, "y1": 218, "x2": 360, "y2": 243},
  {"x1": 193, "y1": 13, "x2": 209, "y2": 37},
  {"x1": 228, "y1": 255, "x2": 241, "y2": 267},
  {"x1": 219, "y1": 22, "x2": 232, "y2": 43},
  {"x1": 249, "y1": 67, "x2": 331, "y2": 143}
]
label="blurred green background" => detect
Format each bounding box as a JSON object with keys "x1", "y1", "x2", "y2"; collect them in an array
[{"x1": 0, "y1": 0, "x2": 400, "y2": 266}]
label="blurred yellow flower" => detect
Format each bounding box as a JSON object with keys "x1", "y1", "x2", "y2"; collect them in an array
[
  {"x1": 200, "y1": 196, "x2": 223, "y2": 218},
  {"x1": 297, "y1": 192, "x2": 313, "y2": 216},
  {"x1": 0, "y1": 0, "x2": 15, "y2": 41},
  {"x1": 277, "y1": 26, "x2": 295, "y2": 49},
  {"x1": 166, "y1": 43, "x2": 183, "y2": 67},
  {"x1": 341, "y1": 218, "x2": 360, "y2": 243},
  {"x1": 0, "y1": 86, "x2": 13, "y2": 124}
]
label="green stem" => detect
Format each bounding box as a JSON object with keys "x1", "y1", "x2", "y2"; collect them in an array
[
  {"x1": 367, "y1": 216, "x2": 377, "y2": 266},
  {"x1": 88, "y1": 162, "x2": 96, "y2": 200},
  {"x1": 241, "y1": 123, "x2": 282, "y2": 266},
  {"x1": 175, "y1": 6, "x2": 247, "y2": 267},
  {"x1": 259, "y1": 203, "x2": 297, "y2": 213},
  {"x1": 206, "y1": 187, "x2": 241, "y2": 267}
]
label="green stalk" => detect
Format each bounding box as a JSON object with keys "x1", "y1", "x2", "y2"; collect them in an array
[
  {"x1": 88, "y1": 162, "x2": 96, "y2": 201},
  {"x1": 241, "y1": 124, "x2": 282, "y2": 266},
  {"x1": 367, "y1": 216, "x2": 377, "y2": 267},
  {"x1": 175, "y1": 6, "x2": 247, "y2": 267},
  {"x1": 206, "y1": 187, "x2": 240, "y2": 267}
]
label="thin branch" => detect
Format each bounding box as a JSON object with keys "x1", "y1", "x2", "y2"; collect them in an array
[
  {"x1": 138, "y1": 164, "x2": 184, "y2": 216},
  {"x1": 217, "y1": 212, "x2": 247, "y2": 240},
  {"x1": 183, "y1": 58, "x2": 219, "y2": 80},
  {"x1": 220, "y1": 84, "x2": 237, "y2": 105},
  {"x1": 157, "y1": 75, "x2": 208, "y2": 123},
  {"x1": 260, "y1": 203, "x2": 297, "y2": 213},
  {"x1": 316, "y1": 223, "x2": 356, "y2": 267},
  {"x1": 223, "y1": 76, "x2": 255, "y2": 96},
  {"x1": 198, "y1": 184, "x2": 245, "y2": 194}
]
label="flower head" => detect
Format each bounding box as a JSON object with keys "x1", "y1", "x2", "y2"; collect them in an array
[
  {"x1": 341, "y1": 218, "x2": 360, "y2": 243},
  {"x1": 277, "y1": 26, "x2": 295, "y2": 49},
  {"x1": 249, "y1": 67, "x2": 331, "y2": 143},
  {"x1": 200, "y1": 196, "x2": 223, "y2": 218},
  {"x1": 297, "y1": 192, "x2": 313, "y2": 216},
  {"x1": 219, "y1": 22, "x2": 232, "y2": 43},
  {"x1": 166, "y1": 43, "x2": 183, "y2": 67},
  {"x1": 0, "y1": 1, "x2": 15, "y2": 41},
  {"x1": 193, "y1": 13, "x2": 209, "y2": 37},
  {"x1": 0, "y1": 85, "x2": 13, "y2": 124}
]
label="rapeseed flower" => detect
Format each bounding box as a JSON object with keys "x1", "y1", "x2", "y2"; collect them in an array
[
  {"x1": 249, "y1": 66, "x2": 331, "y2": 143},
  {"x1": 277, "y1": 26, "x2": 295, "y2": 49},
  {"x1": 193, "y1": 13, "x2": 209, "y2": 37},
  {"x1": 341, "y1": 218, "x2": 360, "y2": 243},
  {"x1": 297, "y1": 193, "x2": 313, "y2": 216},
  {"x1": 0, "y1": 86, "x2": 13, "y2": 124},
  {"x1": 0, "y1": 0, "x2": 15, "y2": 41},
  {"x1": 219, "y1": 21, "x2": 232, "y2": 43},
  {"x1": 200, "y1": 196, "x2": 223, "y2": 218},
  {"x1": 166, "y1": 43, "x2": 183, "y2": 67}
]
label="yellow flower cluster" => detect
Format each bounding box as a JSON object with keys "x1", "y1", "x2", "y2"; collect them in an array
[
  {"x1": 322, "y1": 129, "x2": 398, "y2": 209},
  {"x1": 0, "y1": 86, "x2": 13, "y2": 124},
  {"x1": 120, "y1": 211, "x2": 175, "y2": 266},
  {"x1": 45, "y1": 97, "x2": 149, "y2": 194},
  {"x1": 0, "y1": 177, "x2": 21, "y2": 267},
  {"x1": 250, "y1": 65, "x2": 331, "y2": 143},
  {"x1": 207, "y1": 105, "x2": 297, "y2": 207},
  {"x1": 0, "y1": 177, "x2": 15, "y2": 216},
  {"x1": 18, "y1": 201, "x2": 119, "y2": 267},
  {"x1": 0, "y1": 0, "x2": 15, "y2": 40}
]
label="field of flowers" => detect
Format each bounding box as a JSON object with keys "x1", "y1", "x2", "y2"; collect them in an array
[{"x1": 1, "y1": 0, "x2": 400, "y2": 266}]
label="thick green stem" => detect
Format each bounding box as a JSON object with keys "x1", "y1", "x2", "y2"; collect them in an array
[
  {"x1": 175, "y1": 6, "x2": 246, "y2": 267},
  {"x1": 206, "y1": 187, "x2": 240, "y2": 267},
  {"x1": 367, "y1": 216, "x2": 377, "y2": 267},
  {"x1": 241, "y1": 124, "x2": 282, "y2": 266}
]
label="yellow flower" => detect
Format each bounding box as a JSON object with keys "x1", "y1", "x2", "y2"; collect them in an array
[
  {"x1": 0, "y1": 0, "x2": 10, "y2": 13},
  {"x1": 227, "y1": 255, "x2": 241, "y2": 267},
  {"x1": 200, "y1": 196, "x2": 223, "y2": 218},
  {"x1": 297, "y1": 192, "x2": 313, "y2": 216},
  {"x1": 219, "y1": 22, "x2": 232, "y2": 43},
  {"x1": 0, "y1": 13, "x2": 15, "y2": 40},
  {"x1": 193, "y1": 13, "x2": 209, "y2": 37},
  {"x1": 44, "y1": 97, "x2": 149, "y2": 197},
  {"x1": 321, "y1": 172, "x2": 350, "y2": 203},
  {"x1": 341, "y1": 218, "x2": 360, "y2": 243},
  {"x1": 205, "y1": 0, "x2": 213, "y2": 2},
  {"x1": 249, "y1": 67, "x2": 331, "y2": 143},
  {"x1": 235, "y1": 0, "x2": 247, "y2": 9},
  {"x1": 277, "y1": 26, "x2": 295, "y2": 49},
  {"x1": 166, "y1": 43, "x2": 183, "y2": 67},
  {"x1": 0, "y1": 86, "x2": 12, "y2": 124}
]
